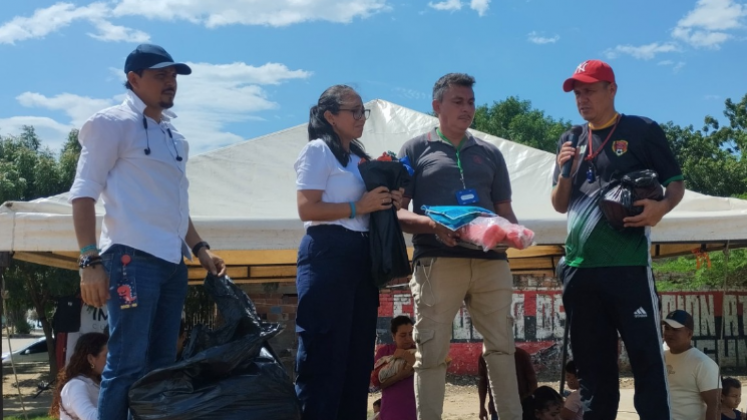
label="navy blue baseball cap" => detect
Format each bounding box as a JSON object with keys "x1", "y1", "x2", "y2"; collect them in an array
[
  {"x1": 662, "y1": 310, "x2": 694, "y2": 330},
  {"x1": 124, "y1": 44, "x2": 191, "y2": 75}
]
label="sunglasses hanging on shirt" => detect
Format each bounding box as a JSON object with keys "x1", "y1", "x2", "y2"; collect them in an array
[{"x1": 142, "y1": 116, "x2": 182, "y2": 161}]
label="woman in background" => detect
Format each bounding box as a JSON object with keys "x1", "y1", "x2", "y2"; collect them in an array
[{"x1": 50, "y1": 332, "x2": 108, "y2": 420}]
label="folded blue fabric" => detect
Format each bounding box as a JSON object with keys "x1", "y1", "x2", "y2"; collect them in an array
[{"x1": 421, "y1": 205, "x2": 496, "y2": 231}]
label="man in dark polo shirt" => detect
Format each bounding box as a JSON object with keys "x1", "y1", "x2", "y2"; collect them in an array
[
  {"x1": 397, "y1": 73, "x2": 522, "y2": 420},
  {"x1": 552, "y1": 59, "x2": 685, "y2": 420}
]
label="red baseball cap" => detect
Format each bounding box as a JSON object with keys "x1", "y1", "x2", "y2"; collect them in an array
[{"x1": 563, "y1": 59, "x2": 616, "y2": 92}]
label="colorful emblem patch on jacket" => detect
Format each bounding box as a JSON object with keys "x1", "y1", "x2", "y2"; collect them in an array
[{"x1": 612, "y1": 140, "x2": 628, "y2": 156}]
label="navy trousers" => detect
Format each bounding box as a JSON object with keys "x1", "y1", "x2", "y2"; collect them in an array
[{"x1": 295, "y1": 225, "x2": 380, "y2": 420}]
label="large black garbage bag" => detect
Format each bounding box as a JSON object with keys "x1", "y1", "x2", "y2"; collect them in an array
[
  {"x1": 358, "y1": 158, "x2": 412, "y2": 287},
  {"x1": 128, "y1": 274, "x2": 301, "y2": 420}
]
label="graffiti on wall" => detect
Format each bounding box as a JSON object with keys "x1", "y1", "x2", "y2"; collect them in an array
[
  {"x1": 378, "y1": 289, "x2": 747, "y2": 369},
  {"x1": 660, "y1": 292, "x2": 747, "y2": 369}
]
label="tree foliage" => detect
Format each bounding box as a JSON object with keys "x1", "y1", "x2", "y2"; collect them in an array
[
  {"x1": 655, "y1": 94, "x2": 747, "y2": 288},
  {"x1": 1, "y1": 126, "x2": 81, "y2": 378},
  {"x1": 661, "y1": 93, "x2": 747, "y2": 198},
  {"x1": 472, "y1": 96, "x2": 571, "y2": 153}
]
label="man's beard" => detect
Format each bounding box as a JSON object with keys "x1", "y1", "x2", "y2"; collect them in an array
[{"x1": 159, "y1": 100, "x2": 174, "y2": 109}]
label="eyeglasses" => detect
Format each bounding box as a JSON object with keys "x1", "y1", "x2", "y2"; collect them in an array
[{"x1": 339, "y1": 108, "x2": 371, "y2": 121}]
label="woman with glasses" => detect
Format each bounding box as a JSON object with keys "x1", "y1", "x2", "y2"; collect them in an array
[{"x1": 294, "y1": 85, "x2": 403, "y2": 420}]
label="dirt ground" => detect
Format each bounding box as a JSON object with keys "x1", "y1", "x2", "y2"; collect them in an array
[
  {"x1": 366, "y1": 372, "x2": 747, "y2": 420},
  {"x1": 4, "y1": 361, "x2": 746, "y2": 419},
  {"x1": 366, "y1": 373, "x2": 637, "y2": 420},
  {"x1": 2, "y1": 362, "x2": 56, "y2": 417}
]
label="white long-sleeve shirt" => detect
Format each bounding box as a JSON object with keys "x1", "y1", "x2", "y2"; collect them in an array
[
  {"x1": 60, "y1": 375, "x2": 99, "y2": 420},
  {"x1": 69, "y1": 90, "x2": 191, "y2": 263}
]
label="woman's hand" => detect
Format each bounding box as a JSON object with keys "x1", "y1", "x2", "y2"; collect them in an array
[
  {"x1": 357, "y1": 186, "x2": 393, "y2": 214},
  {"x1": 391, "y1": 188, "x2": 405, "y2": 211}
]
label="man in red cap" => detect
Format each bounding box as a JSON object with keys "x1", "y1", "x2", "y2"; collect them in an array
[{"x1": 551, "y1": 59, "x2": 686, "y2": 420}]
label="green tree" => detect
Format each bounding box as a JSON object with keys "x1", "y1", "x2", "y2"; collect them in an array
[
  {"x1": 661, "y1": 93, "x2": 747, "y2": 198},
  {"x1": 655, "y1": 94, "x2": 747, "y2": 288},
  {"x1": 1, "y1": 126, "x2": 81, "y2": 378},
  {"x1": 472, "y1": 96, "x2": 572, "y2": 153}
]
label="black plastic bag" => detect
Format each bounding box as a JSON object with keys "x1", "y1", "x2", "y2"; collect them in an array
[
  {"x1": 599, "y1": 169, "x2": 664, "y2": 230},
  {"x1": 357, "y1": 159, "x2": 412, "y2": 287},
  {"x1": 128, "y1": 274, "x2": 301, "y2": 420}
]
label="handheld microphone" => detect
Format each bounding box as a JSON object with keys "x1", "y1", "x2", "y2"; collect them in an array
[{"x1": 561, "y1": 125, "x2": 584, "y2": 178}]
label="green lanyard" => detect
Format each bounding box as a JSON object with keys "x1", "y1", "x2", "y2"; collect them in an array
[{"x1": 436, "y1": 128, "x2": 468, "y2": 188}]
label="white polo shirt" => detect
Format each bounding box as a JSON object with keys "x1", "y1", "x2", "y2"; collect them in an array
[
  {"x1": 69, "y1": 90, "x2": 191, "y2": 264},
  {"x1": 294, "y1": 139, "x2": 369, "y2": 232}
]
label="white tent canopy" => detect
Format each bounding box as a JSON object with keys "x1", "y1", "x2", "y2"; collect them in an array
[{"x1": 2, "y1": 99, "x2": 746, "y2": 279}]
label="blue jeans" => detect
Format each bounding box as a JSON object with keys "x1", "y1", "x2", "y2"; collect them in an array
[{"x1": 97, "y1": 244, "x2": 188, "y2": 420}]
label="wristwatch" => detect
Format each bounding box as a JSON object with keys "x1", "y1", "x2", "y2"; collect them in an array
[{"x1": 192, "y1": 241, "x2": 210, "y2": 257}]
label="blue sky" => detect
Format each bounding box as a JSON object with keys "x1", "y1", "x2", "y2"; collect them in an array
[{"x1": 1, "y1": 0, "x2": 746, "y2": 154}]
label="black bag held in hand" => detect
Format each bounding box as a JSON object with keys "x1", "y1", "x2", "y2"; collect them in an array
[
  {"x1": 598, "y1": 169, "x2": 664, "y2": 230},
  {"x1": 357, "y1": 158, "x2": 412, "y2": 288},
  {"x1": 128, "y1": 274, "x2": 301, "y2": 420}
]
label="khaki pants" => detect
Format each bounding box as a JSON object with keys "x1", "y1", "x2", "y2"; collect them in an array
[{"x1": 410, "y1": 257, "x2": 521, "y2": 420}]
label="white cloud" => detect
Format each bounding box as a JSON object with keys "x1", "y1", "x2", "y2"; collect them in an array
[
  {"x1": 0, "y1": 2, "x2": 107, "y2": 44},
  {"x1": 704, "y1": 94, "x2": 721, "y2": 100},
  {"x1": 672, "y1": 0, "x2": 747, "y2": 48},
  {"x1": 112, "y1": 0, "x2": 391, "y2": 27},
  {"x1": 603, "y1": 42, "x2": 680, "y2": 60},
  {"x1": 16, "y1": 93, "x2": 116, "y2": 128},
  {"x1": 88, "y1": 20, "x2": 150, "y2": 43},
  {"x1": 470, "y1": 0, "x2": 490, "y2": 16},
  {"x1": 5, "y1": 61, "x2": 312, "y2": 154},
  {"x1": 0, "y1": 2, "x2": 151, "y2": 45},
  {"x1": 1, "y1": 0, "x2": 385, "y2": 44},
  {"x1": 655, "y1": 60, "x2": 686, "y2": 73},
  {"x1": 527, "y1": 31, "x2": 559, "y2": 44},
  {"x1": 428, "y1": 0, "x2": 463, "y2": 12},
  {"x1": 393, "y1": 87, "x2": 429, "y2": 101},
  {"x1": 163, "y1": 61, "x2": 312, "y2": 150}
]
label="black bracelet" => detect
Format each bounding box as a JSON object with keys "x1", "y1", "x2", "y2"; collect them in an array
[
  {"x1": 78, "y1": 255, "x2": 102, "y2": 269},
  {"x1": 192, "y1": 241, "x2": 210, "y2": 257}
]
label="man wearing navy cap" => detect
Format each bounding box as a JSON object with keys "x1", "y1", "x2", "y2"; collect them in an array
[
  {"x1": 663, "y1": 310, "x2": 720, "y2": 420},
  {"x1": 551, "y1": 59, "x2": 686, "y2": 420},
  {"x1": 69, "y1": 44, "x2": 225, "y2": 420}
]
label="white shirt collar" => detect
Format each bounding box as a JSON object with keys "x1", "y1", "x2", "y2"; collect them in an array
[{"x1": 124, "y1": 90, "x2": 177, "y2": 121}]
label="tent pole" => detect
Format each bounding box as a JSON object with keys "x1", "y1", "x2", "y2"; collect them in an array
[
  {"x1": 559, "y1": 312, "x2": 570, "y2": 395},
  {"x1": 717, "y1": 240, "x2": 731, "y2": 369},
  {"x1": 1, "y1": 252, "x2": 30, "y2": 420}
]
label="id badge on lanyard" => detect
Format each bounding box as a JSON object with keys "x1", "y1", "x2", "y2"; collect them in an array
[
  {"x1": 436, "y1": 128, "x2": 480, "y2": 205},
  {"x1": 456, "y1": 188, "x2": 479, "y2": 205},
  {"x1": 454, "y1": 147, "x2": 479, "y2": 205}
]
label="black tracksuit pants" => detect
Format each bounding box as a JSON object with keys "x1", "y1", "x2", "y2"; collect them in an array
[{"x1": 562, "y1": 266, "x2": 670, "y2": 420}]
